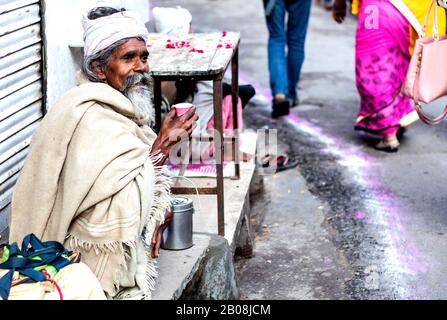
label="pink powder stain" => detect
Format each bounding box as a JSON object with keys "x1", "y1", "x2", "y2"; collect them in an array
[
  {"x1": 354, "y1": 211, "x2": 367, "y2": 220},
  {"x1": 338, "y1": 212, "x2": 349, "y2": 218},
  {"x1": 243, "y1": 81, "x2": 415, "y2": 287},
  {"x1": 287, "y1": 112, "x2": 431, "y2": 281},
  {"x1": 250, "y1": 80, "x2": 432, "y2": 287},
  {"x1": 287, "y1": 112, "x2": 301, "y2": 124}
]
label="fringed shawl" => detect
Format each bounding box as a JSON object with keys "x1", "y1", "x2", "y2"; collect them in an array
[{"x1": 9, "y1": 77, "x2": 172, "y2": 299}]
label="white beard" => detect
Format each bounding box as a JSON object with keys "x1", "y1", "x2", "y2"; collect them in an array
[{"x1": 125, "y1": 85, "x2": 155, "y2": 126}]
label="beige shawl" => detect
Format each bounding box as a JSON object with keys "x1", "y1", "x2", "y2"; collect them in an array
[{"x1": 9, "y1": 78, "x2": 172, "y2": 299}]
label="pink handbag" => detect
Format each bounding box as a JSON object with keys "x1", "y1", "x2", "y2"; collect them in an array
[{"x1": 402, "y1": 0, "x2": 447, "y2": 125}]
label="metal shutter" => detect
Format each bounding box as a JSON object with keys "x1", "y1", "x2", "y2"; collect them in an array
[{"x1": 0, "y1": 0, "x2": 44, "y2": 244}]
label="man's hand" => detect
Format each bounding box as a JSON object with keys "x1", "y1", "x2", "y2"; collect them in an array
[
  {"x1": 333, "y1": 0, "x2": 347, "y2": 23},
  {"x1": 151, "y1": 209, "x2": 173, "y2": 258},
  {"x1": 151, "y1": 107, "x2": 199, "y2": 165}
]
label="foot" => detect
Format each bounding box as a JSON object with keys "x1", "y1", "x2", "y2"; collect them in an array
[
  {"x1": 261, "y1": 154, "x2": 299, "y2": 173},
  {"x1": 396, "y1": 127, "x2": 407, "y2": 141},
  {"x1": 271, "y1": 96, "x2": 290, "y2": 118},
  {"x1": 374, "y1": 136, "x2": 400, "y2": 153}
]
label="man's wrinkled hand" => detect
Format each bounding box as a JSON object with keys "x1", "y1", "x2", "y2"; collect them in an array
[
  {"x1": 151, "y1": 209, "x2": 173, "y2": 258},
  {"x1": 150, "y1": 107, "x2": 199, "y2": 165},
  {"x1": 159, "y1": 107, "x2": 199, "y2": 150}
]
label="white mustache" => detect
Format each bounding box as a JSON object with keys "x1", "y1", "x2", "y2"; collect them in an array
[{"x1": 123, "y1": 73, "x2": 151, "y2": 92}]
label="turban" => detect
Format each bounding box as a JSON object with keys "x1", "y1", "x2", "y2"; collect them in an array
[
  {"x1": 152, "y1": 6, "x2": 192, "y2": 37},
  {"x1": 82, "y1": 10, "x2": 149, "y2": 57}
]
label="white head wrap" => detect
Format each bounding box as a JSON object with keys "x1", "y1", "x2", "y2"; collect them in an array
[
  {"x1": 152, "y1": 6, "x2": 192, "y2": 37},
  {"x1": 82, "y1": 10, "x2": 149, "y2": 57}
]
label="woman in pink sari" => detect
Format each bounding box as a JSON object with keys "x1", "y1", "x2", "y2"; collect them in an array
[{"x1": 333, "y1": 0, "x2": 421, "y2": 152}]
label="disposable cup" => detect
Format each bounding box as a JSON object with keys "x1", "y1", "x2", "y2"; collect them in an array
[{"x1": 173, "y1": 103, "x2": 194, "y2": 116}]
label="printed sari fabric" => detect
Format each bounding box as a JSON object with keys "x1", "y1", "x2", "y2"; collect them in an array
[
  {"x1": 352, "y1": 0, "x2": 446, "y2": 54},
  {"x1": 354, "y1": 0, "x2": 418, "y2": 136},
  {"x1": 204, "y1": 95, "x2": 243, "y2": 158}
]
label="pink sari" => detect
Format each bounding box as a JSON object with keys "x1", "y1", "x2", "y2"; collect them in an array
[
  {"x1": 355, "y1": 0, "x2": 417, "y2": 136},
  {"x1": 207, "y1": 95, "x2": 243, "y2": 134},
  {"x1": 205, "y1": 95, "x2": 243, "y2": 158},
  {"x1": 186, "y1": 95, "x2": 243, "y2": 164}
]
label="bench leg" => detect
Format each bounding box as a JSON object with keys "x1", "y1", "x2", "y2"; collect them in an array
[
  {"x1": 232, "y1": 48, "x2": 241, "y2": 179},
  {"x1": 213, "y1": 78, "x2": 225, "y2": 236}
]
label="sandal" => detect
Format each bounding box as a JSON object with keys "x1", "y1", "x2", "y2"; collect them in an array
[
  {"x1": 374, "y1": 138, "x2": 400, "y2": 153},
  {"x1": 261, "y1": 154, "x2": 299, "y2": 173}
]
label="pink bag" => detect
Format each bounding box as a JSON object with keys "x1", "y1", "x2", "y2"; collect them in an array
[{"x1": 402, "y1": 0, "x2": 447, "y2": 125}]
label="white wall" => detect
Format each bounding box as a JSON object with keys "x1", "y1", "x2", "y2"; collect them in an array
[{"x1": 43, "y1": 0, "x2": 151, "y2": 109}]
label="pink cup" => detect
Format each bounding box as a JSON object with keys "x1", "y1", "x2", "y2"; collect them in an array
[{"x1": 173, "y1": 103, "x2": 194, "y2": 116}]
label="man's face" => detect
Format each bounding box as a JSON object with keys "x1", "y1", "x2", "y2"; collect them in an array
[{"x1": 98, "y1": 38, "x2": 150, "y2": 91}]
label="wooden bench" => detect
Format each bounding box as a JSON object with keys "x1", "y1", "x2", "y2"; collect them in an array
[{"x1": 147, "y1": 32, "x2": 241, "y2": 237}]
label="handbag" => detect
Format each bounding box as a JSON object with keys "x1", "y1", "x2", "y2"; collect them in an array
[
  {"x1": 402, "y1": 0, "x2": 447, "y2": 125},
  {"x1": 0, "y1": 233, "x2": 81, "y2": 300}
]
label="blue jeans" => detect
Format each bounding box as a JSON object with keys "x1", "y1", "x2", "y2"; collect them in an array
[{"x1": 265, "y1": 0, "x2": 312, "y2": 102}]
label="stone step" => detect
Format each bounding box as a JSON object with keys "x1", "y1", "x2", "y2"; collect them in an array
[{"x1": 153, "y1": 132, "x2": 259, "y2": 299}]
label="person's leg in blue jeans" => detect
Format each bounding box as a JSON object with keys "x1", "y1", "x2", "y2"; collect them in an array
[
  {"x1": 265, "y1": 0, "x2": 288, "y2": 105},
  {"x1": 265, "y1": 0, "x2": 312, "y2": 117},
  {"x1": 286, "y1": 0, "x2": 312, "y2": 105}
]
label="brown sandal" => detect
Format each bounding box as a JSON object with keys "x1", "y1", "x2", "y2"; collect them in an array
[{"x1": 374, "y1": 138, "x2": 400, "y2": 153}]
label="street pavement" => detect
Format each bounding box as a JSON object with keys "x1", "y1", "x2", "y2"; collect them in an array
[{"x1": 150, "y1": 0, "x2": 447, "y2": 299}]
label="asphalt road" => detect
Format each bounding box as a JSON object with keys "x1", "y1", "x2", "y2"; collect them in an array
[{"x1": 151, "y1": 0, "x2": 447, "y2": 299}]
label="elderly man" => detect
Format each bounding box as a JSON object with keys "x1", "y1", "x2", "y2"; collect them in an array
[{"x1": 8, "y1": 6, "x2": 198, "y2": 299}]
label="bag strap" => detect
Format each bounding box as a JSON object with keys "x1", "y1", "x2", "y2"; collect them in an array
[
  {"x1": 422, "y1": 0, "x2": 439, "y2": 39},
  {"x1": 0, "y1": 234, "x2": 73, "y2": 300},
  {"x1": 22, "y1": 233, "x2": 67, "y2": 253},
  {"x1": 20, "y1": 234, "x2": 69, "y2": 260},
  {"x1": 389, "y1": 0, "x2": 423, "y2": 37},
  {"x1": 413, "y1": 102, "x2": 447, "y2": 125},
  {"x1": 0, "y1": 269, "x2": 14, "y2": 300}
]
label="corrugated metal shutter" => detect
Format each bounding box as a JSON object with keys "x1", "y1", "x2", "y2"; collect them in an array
[{"x1": 0, "y1": 0, "x2": 44, "y2": 244}]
